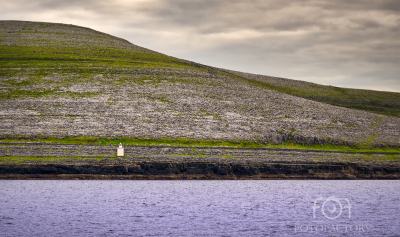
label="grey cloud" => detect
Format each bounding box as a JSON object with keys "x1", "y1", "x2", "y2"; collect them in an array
[
  {"x1": 3, "y1": 0, "x2": 95, "y2": 10},
  {"x1": 323, "y1": 0, "x2": 400, "y2": 12}
]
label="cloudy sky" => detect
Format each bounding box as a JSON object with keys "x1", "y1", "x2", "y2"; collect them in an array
[{"x1": 2, "y1": 0, "x2": 400, "y2": 92}]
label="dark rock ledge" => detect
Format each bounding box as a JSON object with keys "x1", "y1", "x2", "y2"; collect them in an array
[
  {"x1": 1, "y1": 144, "x2": 399, "y2": 179},
  {"x1": 1, "y1": 161, "x2": 400, "y2": 180}
]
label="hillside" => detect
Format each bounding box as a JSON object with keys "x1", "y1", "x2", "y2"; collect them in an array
[
  {"x1": 0, "y1": 20, "x2": 399, "y2": 149},
  {"x1": 223, "y1": 69, "x2": 400, "y2": 118}
]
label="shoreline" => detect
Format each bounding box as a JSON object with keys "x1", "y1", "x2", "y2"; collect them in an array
[
  {"x1": 1, "y1": 160, "x2": 399, "y2": 180},
  {"x1": 1, "y1": 174, "x2": 399, "y2": 180}
]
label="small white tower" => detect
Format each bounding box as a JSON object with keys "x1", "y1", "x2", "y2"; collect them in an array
[{"x1": 117, "y1": 143, "x2": 124, "y2": 156}]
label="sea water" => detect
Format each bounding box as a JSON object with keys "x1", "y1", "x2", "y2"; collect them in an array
[{"x1": 1, "y1": 180, "x2": 399, "y2": 236}]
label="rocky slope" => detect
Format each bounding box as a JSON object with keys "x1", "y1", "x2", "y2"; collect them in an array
[{"x1": 0, "y1": 20, "x2": 399, "y2": 148}]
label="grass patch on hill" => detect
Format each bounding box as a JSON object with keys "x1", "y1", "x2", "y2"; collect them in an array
[
  {"x1": 1, "y1": 136, "x2": 399, "y2": 154},
  {"x1": 0, "y1": 45, "x2": 200, "y2": 80}
]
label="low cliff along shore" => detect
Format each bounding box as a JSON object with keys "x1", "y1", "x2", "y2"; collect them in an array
[
  {"x1": 1, "y1": 143, "x2": 400, "y2": 179},
  {"x1": 1, "y1": 20, "x2": 399, "y2": 179}
]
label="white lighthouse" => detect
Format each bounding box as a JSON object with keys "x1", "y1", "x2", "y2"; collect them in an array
[{"x1": 117, "y1": 143, "x2": 124, "y2": 156}]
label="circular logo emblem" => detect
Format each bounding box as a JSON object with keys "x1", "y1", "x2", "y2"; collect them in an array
[{"x1": 321, "y1": 196, "x2": 343, "y2": 220}]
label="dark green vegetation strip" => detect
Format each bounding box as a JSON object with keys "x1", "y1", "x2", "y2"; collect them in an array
[
  {"x1": 1, "y1": 136, "x2": 399, "y2": 154},
  {"x1": 0, "y1": 45, "x2": 194, "y2": 72}
]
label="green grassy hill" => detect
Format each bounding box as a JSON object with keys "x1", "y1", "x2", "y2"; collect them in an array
[{"x1": 0, "y1": 20, "x2": 399, "y2": 150}]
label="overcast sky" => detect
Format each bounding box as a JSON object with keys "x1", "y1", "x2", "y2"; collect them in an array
[{"x1": 2, "y1": 0, "x2": 400, "y2": 92}]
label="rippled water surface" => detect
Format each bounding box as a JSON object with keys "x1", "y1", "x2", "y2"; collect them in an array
[{"x1": 1, "y1": 180, "x2": 400, "y2": 236}]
